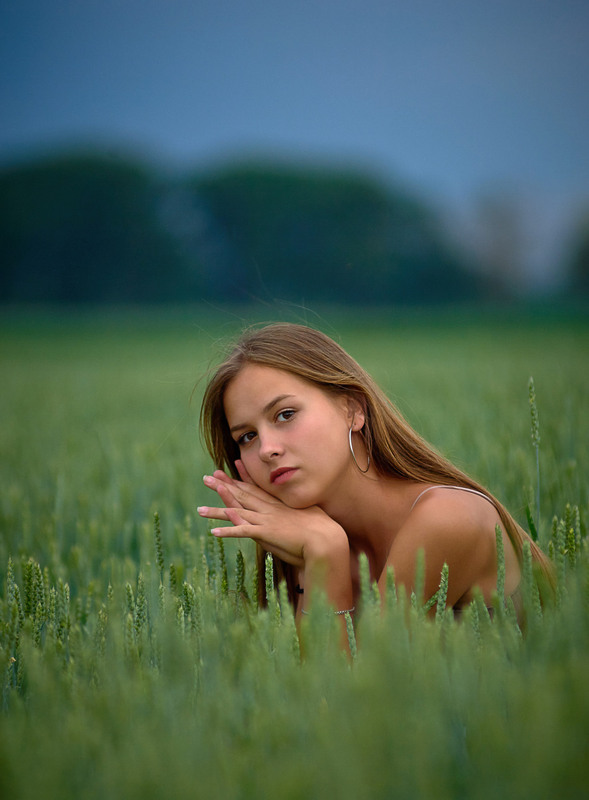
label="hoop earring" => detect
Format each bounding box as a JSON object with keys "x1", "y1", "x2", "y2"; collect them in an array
[{"x1": 349, "y1": 424, "x2": 370, "y2": 474}]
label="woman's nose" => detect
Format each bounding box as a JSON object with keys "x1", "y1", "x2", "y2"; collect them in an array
[{"x1": 258, "y1": 429, "x2": 283, "y2": 460}]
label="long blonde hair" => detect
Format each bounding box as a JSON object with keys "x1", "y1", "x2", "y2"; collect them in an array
[{"x1": 200, "y1": 323, "x2": 553, "y2": 604}]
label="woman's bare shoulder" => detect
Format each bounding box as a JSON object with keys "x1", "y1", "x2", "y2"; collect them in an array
[
  {"x1": 382, "y1": 486, "x2": 501, "y2": 605},
  {"x1": 412, "y1": 487, "x2": 497, "y2": 555}
]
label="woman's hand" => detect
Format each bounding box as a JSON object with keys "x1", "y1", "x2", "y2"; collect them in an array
[{"x1": 197, "y1": 460, "x2": 348, "y2": 569}]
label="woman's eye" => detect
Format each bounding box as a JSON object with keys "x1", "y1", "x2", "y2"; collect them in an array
[
  {"x1": 277, "y1": 409, "x2": 295, "y2": 423},
  {"x1": 237, "y1": 431, "x2": 256, "y2": 446}
]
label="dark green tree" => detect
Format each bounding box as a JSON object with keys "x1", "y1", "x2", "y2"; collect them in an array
[
  {"x1": 189, "y1": 161, "x2": 482, "y2": 305},
  {"x1": 0, "y1": 150, "x2": 199, "y2": 303},
  {"x1": 0, "y1": 150, "x2": 485, "y2": 306}
]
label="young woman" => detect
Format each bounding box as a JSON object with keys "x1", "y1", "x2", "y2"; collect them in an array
[{"x1": 198, "y1": 323, "x2": 551, "y2": 619}]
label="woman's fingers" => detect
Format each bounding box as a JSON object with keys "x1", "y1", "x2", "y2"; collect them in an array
[
  {"x1": 197, "y1": 504, "x2": 257, "y2": 525},
  {"x1": 211, "y1": 479, "x2": 245, "y2": 509},
  {"x1": 204, "y1": 474, "x2": 245, "y2": 509},
  {"x1": 211, "y1": 470, "x2": 234, "y2": 485},
  {"x1": 204, "y1": 472, "x2": 280, "y2": 509},
  {"x1": 210, "y1": 461, "x2": 254, "y2": 486},
  {"x1": 196, "y1": 504, "x2": 302, "y2": 564},
  {"x1": 208, "y1": 523, "x2": 304, "y2": 567},
  {"x1": 199, "y1": 474, "x2": 338, "y2": 571},
  {"x1": 212, "y1": 479, "x2": 266, "y2": 513}
]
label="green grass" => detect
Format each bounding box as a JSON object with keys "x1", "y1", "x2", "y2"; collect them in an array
[{"x1": 1, "y1": 306, "x2": 588, "y2": 799}]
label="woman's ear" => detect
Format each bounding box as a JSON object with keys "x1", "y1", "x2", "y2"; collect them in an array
[{"x1": 346, "y1": 395, "x2": 366, "y2": 431}]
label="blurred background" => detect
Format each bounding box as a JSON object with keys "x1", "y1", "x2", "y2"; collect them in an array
[{"x1": 1, "y1": 0, "x2": 588, "y2": 308}]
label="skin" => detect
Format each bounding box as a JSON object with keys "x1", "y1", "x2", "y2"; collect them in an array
[{"x1": 197, "y1": 364, "x2": 521, "y2": 617}]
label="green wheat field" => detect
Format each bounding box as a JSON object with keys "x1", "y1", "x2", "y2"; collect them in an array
[{"x1": 1, "y1": 307, "x2": 588, "y2": 799}]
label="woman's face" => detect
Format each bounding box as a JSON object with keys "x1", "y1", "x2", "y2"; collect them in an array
[{"x1": 223, "y1": 363, "x2": 360, "y2": 508}]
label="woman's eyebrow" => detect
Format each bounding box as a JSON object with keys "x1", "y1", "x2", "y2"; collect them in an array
[{"x1": 229, "y1": 394, "x2": 295, "y2": 434}]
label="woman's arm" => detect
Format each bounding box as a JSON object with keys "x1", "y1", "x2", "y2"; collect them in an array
[{"x1": 197, "y1": 464, "x2": 354, "y2": 614}]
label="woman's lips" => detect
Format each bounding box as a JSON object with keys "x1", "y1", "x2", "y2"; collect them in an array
[{"x1": 270, "y1": 467, "x2": 298, "y2": 485}]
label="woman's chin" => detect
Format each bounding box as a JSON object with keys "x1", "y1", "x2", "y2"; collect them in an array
[{"x1": 275, "y1": 488, "x2": 321, "y2": 510}]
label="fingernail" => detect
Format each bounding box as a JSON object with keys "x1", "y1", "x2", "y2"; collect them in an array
[
  {"x1": 197, "y1": 506, "x2": 208, "y2": 514},
  {"x1": 211, "y1": 528, "x2": 221, "y2": 536},
  {"x1": 203, "y1": 475, "x2": 215, "y2": 486}
]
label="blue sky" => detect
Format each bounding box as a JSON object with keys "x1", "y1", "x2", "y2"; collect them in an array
[{"x1": 2, "y1": 0, "x2": 588, "y2": 286}]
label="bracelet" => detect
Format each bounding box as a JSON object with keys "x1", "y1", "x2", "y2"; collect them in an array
[{"x1": 301, "y1": 607, "x2": 355, "y2": 616}]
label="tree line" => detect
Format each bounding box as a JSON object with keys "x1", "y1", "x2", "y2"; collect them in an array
[{"x1": 1, "y1": 148, "x2": 586, "y2": 305}]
